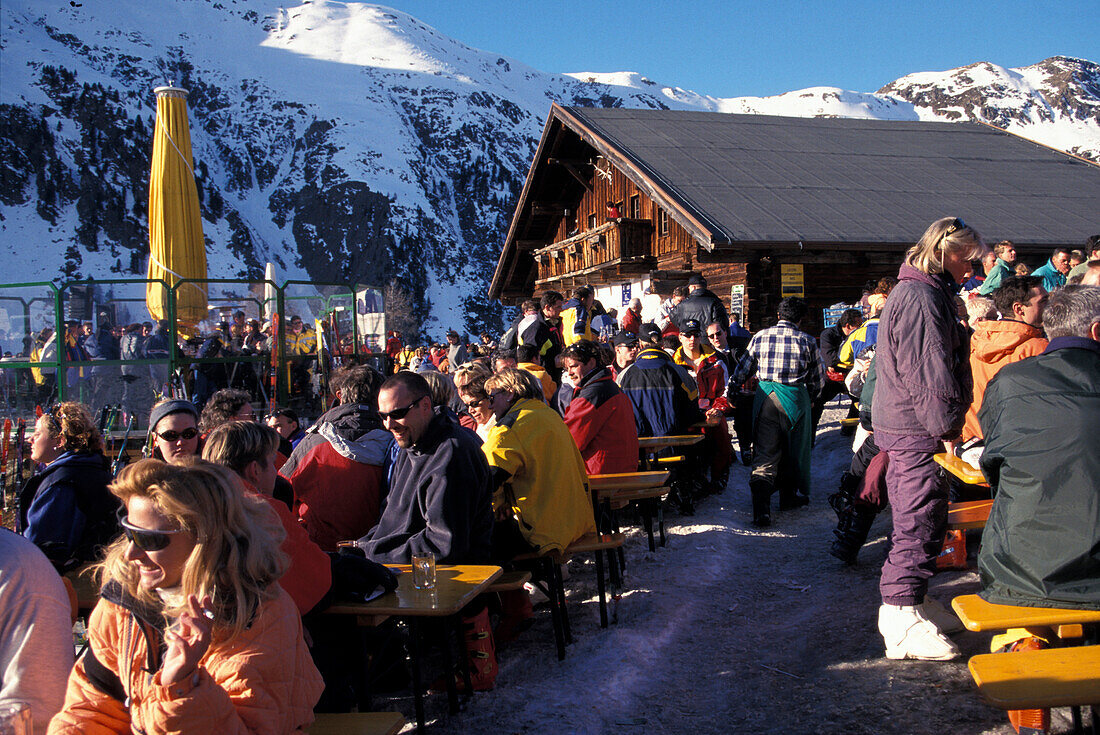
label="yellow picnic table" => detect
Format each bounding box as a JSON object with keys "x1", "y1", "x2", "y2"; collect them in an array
[
  {"x1": 326, "y1": 564, "x2": 502, "y2": 733},
  {"x1": 947, "y1": 499, "x2": 993, "y2": 531},
  {"x1": 951, "y1": 594, "x2": 1100, "y2": 632},
  {"x1": 588, "y1": 470, "x2": 670, "y2": 551},
  {"x1": 309, "y1": 712, "x2": 405, "y2": 735},
  {"x1": 934, "y1": 452, "x2": 988, "y2": 486}
]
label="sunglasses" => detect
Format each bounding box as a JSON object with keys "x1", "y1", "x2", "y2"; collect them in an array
[
  {"x1": 120, "y1": 515, "x2": 184, "y2": 552},
  {"x1": 706, "y1": 332, "x2": 723, "y2": 339},
  {"x1": 378, "y1": 396, "x2": 425, "y2": 422},
  {"x1": 944, "y1": 218, "x2": 967, "y2": 236},
  {"x1": 155, "y1": 428, "x2": 199, "y2": 442}
]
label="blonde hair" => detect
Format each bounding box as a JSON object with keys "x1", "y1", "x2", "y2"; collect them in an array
[
  {"x1": 201, "y1": 421, "x2": 280, "y2": 476},
  {"x1": 98, "y1": 458, "x2": 286, "y2": 639},
  {"x1": 485, "y1": 367, "x2": 543, "y2": 401},
  {"x1": 904, "y1": 217, "x2": 987, "y2": 275},
  {"x1": 43, "y1": 402, "x2": 103, "y2": 454},
  {"x1": 453, "y1": 362, "x2": 492, "y2": 399}
]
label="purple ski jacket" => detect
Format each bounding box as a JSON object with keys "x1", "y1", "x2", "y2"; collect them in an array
[{"x1": 870, "y1": 264, "x2": 972, "y2": 441}]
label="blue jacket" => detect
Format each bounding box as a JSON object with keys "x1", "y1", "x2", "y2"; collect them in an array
[
  {"x1": 616, "y1": 347, "x2": 703, "y2": 437},
  {"x1": 19, "y1": 451, "x2": 118, "y2": 573},
  {"x1": 1031, "y1": 259, "x2": 1066, "y2": 293}
]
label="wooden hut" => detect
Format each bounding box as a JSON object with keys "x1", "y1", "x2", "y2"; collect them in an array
[{"x1": 488, "y1": 105, "x2": 1100, "y2": 332}]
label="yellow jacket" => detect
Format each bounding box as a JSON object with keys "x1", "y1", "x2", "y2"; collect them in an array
[
  {"x1": 518, "y1": 362, "x2": 556, "y2": 403},
  {"x1": 285, "y1": 328, "x2": 317, "y2": 356},
  {"x1": 482, "y1": 398, "x2": 595, "y2": 553}
]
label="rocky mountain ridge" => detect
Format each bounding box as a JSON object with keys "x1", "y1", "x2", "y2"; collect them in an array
[{"x1": 1, "y1": 0, "x2": 1097, "y2": 335}]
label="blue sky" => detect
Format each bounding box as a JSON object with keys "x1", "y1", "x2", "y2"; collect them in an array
[{"x1": 388, "y1": 0, "x2": 1098, "y2": 97}]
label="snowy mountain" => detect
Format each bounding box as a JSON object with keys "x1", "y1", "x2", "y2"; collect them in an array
[{"x1": 1, "y1": 1, "x2": 1097, "y2": 335}]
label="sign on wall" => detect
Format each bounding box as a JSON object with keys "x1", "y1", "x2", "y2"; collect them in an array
[
  {"x1": 780, "y1": 264, "x2": 805, "y2": 298},
  {"x1": 729, "y1": 284, "x2": 745, "y2": 323},
  {"x1": 622, "y1": 283, "x2": 631, "y2": 306}
]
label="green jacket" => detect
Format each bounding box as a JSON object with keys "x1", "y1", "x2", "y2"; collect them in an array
[
  {"x1": 977, "y1": 337, "x2": 1100, "y2": 609},
  {"x1": 977, "y1": 258, "x2": 1013, "y2": 296}
]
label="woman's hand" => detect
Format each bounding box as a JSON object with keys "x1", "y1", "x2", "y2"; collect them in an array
[{"x1": 161, "y1": 594, "x2": 214, "y2": 687}]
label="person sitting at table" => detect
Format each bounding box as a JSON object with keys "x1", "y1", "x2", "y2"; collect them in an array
[
  {"x1": 19, "y1": 402, "x2": 117, "y2": 574},
  {"x1": 358, "y1": 372, "x2": 497, "y2": 690},
  {"x1": 201, "y1": 422, "x2": 331, "y2": 616},
  {"x1": 961, "y1": 275, "x2": 1048, "y2": 443},
  {"x1": 202, "y1": 420, "x2": 396, "y2": 711},
  {"x1": 481, "y1": 368, "x2": 597, "y2": 638},
  {"x1": 617, "y1": 323, "x2": 703, "y2": 438},
  {"x1": 672, "y1": 319, "x2": 733, "y2": 492},
  {"x1": 978, "y1": 285, "x2": 1100, "y2": 614},
  {"x1": 453, "y1": 362, "x2": 497, "y2": 440},
  {"x1": 49, "y1": 459, "x2": 323, "y2": 733},
  {"x1": 560, "y1": 340, "x2": 638, "y2": 475},
  {"x1": 281, "y1": 364, "x2": 391, "y2": 552}
]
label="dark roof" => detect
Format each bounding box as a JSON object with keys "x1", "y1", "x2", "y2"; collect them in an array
[
  {"x1": 490, "y1": 105, "x2": 1100, "y2": 299},
  {"x1": 563, "y1": 106, "x2": 1100, "y2": 245}
]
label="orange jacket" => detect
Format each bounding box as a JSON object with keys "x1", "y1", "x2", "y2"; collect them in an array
[
  {"x1": 49, "y1": 585, "x2": 322, "y2": 735},
  {"x1": 962, "y1": 319, "x2": 1047, "y2": 441}
]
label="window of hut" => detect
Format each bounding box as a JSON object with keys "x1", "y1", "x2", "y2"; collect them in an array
[
  {"x1": 630, "y1": 194, "x2": 640, "y2": 219},
  {"x1": 588, "y1": 213, "x2": 598, "y2": 230},
  {"x1": 657, "y1": 208, "x2": 668, "y2": 237}
]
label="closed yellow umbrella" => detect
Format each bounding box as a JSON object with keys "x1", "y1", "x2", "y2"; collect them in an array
[{"x1": 147, "y1": 85, "x2": 207, "y2": 326}]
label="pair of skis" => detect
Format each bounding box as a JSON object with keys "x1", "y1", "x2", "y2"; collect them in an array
[
  {"x1": 1, "y1": 417, "x2": 28, "y2": 513},
  {"x1": 97, "y1": 405, "x2": 136, "y2": 477}
]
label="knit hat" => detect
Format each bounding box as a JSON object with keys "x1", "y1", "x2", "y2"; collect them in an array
[{"x1": 149, "y1": 399, "x2": 199, "y2": 433}]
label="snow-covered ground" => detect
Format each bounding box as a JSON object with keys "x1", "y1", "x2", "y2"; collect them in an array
[{"x1": 392, "y1": 405, "x2": 1075, "y2": 734}]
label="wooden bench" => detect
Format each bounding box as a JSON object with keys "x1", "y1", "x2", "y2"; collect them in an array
[
  {"x1": 947, "y1": 499, "x2": 993, "y2": 531},
  {"x1": 589, "y1": 470, "x2": 670, "y2": 551},
  {"x1": 934, "y1": 452, "x2": 989, "y2": 486},
  {"x1": 513, "y1": 531, "x2": 626, "y2": 659},
  {"x1": 309, "y1": 711, "x2": 404, "y2": 735},
  {"x1": 951, "y1": 594, "x2": 1100, "y2": 633},
  {"x1": 967, "y1": 645, "x2": 1100, "y2": 709}
]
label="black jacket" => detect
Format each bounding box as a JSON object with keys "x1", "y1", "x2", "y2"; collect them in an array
[
  {"x1": 977, "y1": 337, "x2": 1100, "y2": 609},
  {"x1": 19, "y1": 451, "x2": 118, "y2": 573},
  {"x1": 818, "y1": 325, "x2": 847, "y2": 369},
  {"x1": 359, "y1": 408, "x2": 493, "y2": 564},
  {"x1": 671, "y1": 288, "x2": 729, "y2": 333}
]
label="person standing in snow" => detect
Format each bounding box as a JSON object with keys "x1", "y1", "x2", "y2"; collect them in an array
[{"x1": 872, "y1": 217, "x2": 985, "y2": 662}]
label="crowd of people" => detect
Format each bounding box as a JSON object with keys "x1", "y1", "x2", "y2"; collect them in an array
[
  {"x1": 1, "y1": 221, "x2": 1098, "y2": 732},
  {"x1": 0, "y1": 310, "x2": 329, "y2": 424}
]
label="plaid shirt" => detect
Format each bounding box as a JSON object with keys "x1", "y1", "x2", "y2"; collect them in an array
[{"x1": 747, "y1": 320, "x2": 825, "y2": 398}]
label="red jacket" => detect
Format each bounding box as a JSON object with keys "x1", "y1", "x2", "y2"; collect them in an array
[
  {"x1": 246, "y1": 484, "x2": 331, "y2": 615},
  {"x1": 281, "y1": 404, "x2": 391, "y2": 552},
  {"x1": 621, "y1": 308, "x2": 641, "y2": 335},
  {"x1": 563, "y1": 367, "x2": 639, "y2": 475}
]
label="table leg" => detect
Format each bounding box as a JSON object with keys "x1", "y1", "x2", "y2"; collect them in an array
[
  {"x1": 440, "y1": 618, "x2": 459, "y2": 715},
  {"x1": 408, "y1": 619, "x2": 425, "y2": 733},
  {"x1": 594, "y1": 542, "x2": 608, "y2": 628},
  {"x1": 543, "y1": 559, "x2": 566, "y2": 661},
  {"x1": 553, "y1": 560, "x2": 572, "y2": 645}
]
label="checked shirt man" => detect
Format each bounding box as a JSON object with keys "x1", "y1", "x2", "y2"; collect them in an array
[{"x1": 745, "y1": 297, "x2": 825, "y2": 527}]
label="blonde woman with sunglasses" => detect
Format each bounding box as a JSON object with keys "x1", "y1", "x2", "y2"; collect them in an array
[{"x1": 49, "y1": 458, "x2": 323, "y2": 734}]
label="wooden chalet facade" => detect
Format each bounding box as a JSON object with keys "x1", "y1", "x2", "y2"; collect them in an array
[{"x1": 489, "y1": 105, "x2": 1100, "y2": 333}]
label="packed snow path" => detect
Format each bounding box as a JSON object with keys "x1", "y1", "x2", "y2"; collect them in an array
[{"x1": 407, "y1": 406, "x2": 1074, "y2": 734}]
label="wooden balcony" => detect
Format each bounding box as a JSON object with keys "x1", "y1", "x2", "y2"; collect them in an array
[{"x1": 533, "y1": 218, "x2": 655, "y2": 287}]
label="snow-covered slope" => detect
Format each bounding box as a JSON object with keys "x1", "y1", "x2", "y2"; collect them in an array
[{"x1": 1, "y1": 0, "x2": 1096, "y2": 335}]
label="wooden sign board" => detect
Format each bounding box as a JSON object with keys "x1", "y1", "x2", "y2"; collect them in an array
[
  {"x1": 780, "y1": 264, "x2": 805, "y2": 298},
  {"x1": 729, "y1": 284, "x2": 745, "y2": 323}
]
